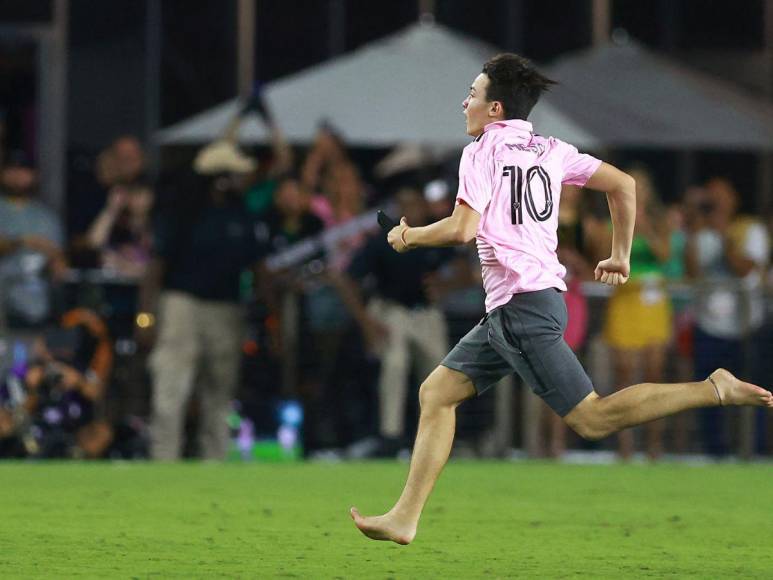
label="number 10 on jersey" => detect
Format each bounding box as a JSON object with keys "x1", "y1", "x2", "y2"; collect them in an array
[{"x1": 502, "y1": 165, "x2": 554, "y2": 225}]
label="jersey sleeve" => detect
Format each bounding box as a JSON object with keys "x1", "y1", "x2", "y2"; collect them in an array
[
  {"x1": 455, "y1": 146, "x2": 495, "y2": 215},
  {"x1": 559, "y1": 141, "x2": 602, "y2": 187}
]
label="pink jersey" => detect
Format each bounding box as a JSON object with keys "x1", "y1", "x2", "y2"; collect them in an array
[{"x1": 456, "y1": 119, "x2": 601, "y2": 312}]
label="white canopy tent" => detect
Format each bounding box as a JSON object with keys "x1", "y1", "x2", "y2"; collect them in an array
[
  {"x1": 543, "y1": 40, "x2": 773, "y2": 150},
  {"x1": 155, "y1": 22, "x2": 600, "y2": 149}
]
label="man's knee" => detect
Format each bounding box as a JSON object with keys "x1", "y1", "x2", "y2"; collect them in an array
[
  {"x1": 564, "y1": 394, "x2": 615, "y2": 441},
  {"x1": 418, "y1": 366, "x2": 476, "y2": 410},
  {"x1": 418, "y1": 381, "x2": 443, "y2": 410},
  {"x1": 570, "y1": 421, "x2": 610, "y2": 442}
]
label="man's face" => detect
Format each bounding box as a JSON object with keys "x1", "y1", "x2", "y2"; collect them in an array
[
  {"x1": 462, "y1": 73, "x2": 500, "y2": 137},
  {"x1": 1, "y1": 166, "x2": 36, "y2": 197},
  {"x1": 112, "y1": 137, "x2": 145, "y2": 182},
  {"x1": 705, "y1": 178, "x2": 738, "y2": 221}
]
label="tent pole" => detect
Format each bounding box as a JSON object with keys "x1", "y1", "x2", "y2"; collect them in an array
[
  {"x1": 591, "y1": 0, "x2": 610, "y2": 46},
  {"x1": 418, "y1": 0, "x2": 435, "y2": 20},
  {"x1": 237, "y1": 0, "x2": 256, "y2": 99}
]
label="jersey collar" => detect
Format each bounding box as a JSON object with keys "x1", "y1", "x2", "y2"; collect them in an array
[{"x1": 482, "y1": 119, "x2": 533, "y2": 134}]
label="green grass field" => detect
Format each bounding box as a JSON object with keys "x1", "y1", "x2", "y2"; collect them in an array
[{"x1": 1, "y1": 461, "x2": 772, "y2": 578}]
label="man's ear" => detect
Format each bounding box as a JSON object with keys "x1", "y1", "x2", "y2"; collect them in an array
[{"x1": 488, "y1": 101, "x2": 503, "y2": 118}]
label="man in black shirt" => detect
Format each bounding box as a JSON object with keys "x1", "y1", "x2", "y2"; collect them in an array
[
  {"x1": 139, "y1": 140, "x2": 266, "y2": 460},
  {"x1": 336, "y1": 188, "x2": 458, "y2": 455},
  {"x1": 255, "y1": 175, "x2": 325, "y2": 255}
]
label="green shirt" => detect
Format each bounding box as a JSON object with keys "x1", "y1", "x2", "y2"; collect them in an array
[{"x1": 628, "y1": 234, "x2": 665, "y2": 281}]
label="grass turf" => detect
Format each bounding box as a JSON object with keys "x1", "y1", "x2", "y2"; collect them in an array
[{"x1": 0, "y1": 461, "x2": 771, "y2": 578}]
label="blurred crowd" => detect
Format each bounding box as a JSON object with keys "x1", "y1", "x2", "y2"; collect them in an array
[{"x1": 0, "y1": 100, "x2": 772, "y2": 462}]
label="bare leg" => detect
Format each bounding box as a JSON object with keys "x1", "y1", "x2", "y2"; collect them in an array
[
  {"x1": 350, "y1": 366, "x2": 475, "y2": 545},
  {"x1": 565, "y1": 369, "x2": 773, "y2": 439},
  {"x1": 611, "y1": 348, "x2": 637, "y2": 460},
  {"x1": 643, "y1": 344, "x2": 667, "y2": 461}
]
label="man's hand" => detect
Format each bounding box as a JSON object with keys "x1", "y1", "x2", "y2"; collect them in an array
[
  {"x1": 387, "y1": 217, "x2": 411, "y2": 253},
  {"x1": 594, "y1": 257, "x2": 630, "y2": 286}
]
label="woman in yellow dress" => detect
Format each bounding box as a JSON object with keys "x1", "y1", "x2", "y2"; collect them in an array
[{"x1": 602, "y1": 166, "x2": 673, "y2": 460}]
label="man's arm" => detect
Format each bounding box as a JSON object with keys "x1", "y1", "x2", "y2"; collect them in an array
[
  {"x1": 389, "y1": 202, "x2": 480, "y2": 252},
  {"x1": 584, "y1": 162, "x2": 636, "y2": 285}
]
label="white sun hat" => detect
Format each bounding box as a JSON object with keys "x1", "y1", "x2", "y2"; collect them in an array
[{"x1": 193, "y1": 139, "x2": 258, "y2": 175}]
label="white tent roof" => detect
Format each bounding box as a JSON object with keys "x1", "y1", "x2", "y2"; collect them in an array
[
  {"x1": 543, "y1": 40, "x2": 773, "y2": 150},
  {"x1": 156, "y1": 22, "x2": 600, "y2": 149}
]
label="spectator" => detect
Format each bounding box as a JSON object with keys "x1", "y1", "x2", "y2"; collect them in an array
[
  {"x1": 0, "y1": 153, "x2": 67, "y2": 329},
  {"x1": 312, "y1": 162, "x2": 365, "y2": 225},
  {"x1": 138, "y1": 139, "x2": 266, "y2": 461},
  {"x1": 602, "y1": 166, "x2": 672, "y2": 461},
  {"x1": 255, "y1": 174, "x2": 331, "y2": 451},
  {"x1": 300, "y1": 123, "x2": 349, "y2": 196},
  {"x1": 310, "y1": 161, "x2": 370, "y2": 273},
  {"x1": 85, "y1": 182, "x2": 154, "y2": 278},
  {"x1": 685, "y1": 176, "x2": 770, "y2": 456},
  {"x1": 257, "y1": 174, "x2": 325, "y2": 256},
  {"x1": 240, "y1": 93, "x2": 295, "y2": 216},
  {"x1": 0, "y1": 308, "x2": 113, "y2": 458},
  {"x1": 333, "y1": 187, "x2": 461, "y2": 457},
  {"x1": 95, "y1": 135, "x2": 147, "y2": 189},
  {"x1": 69, "y1": 135, "x2": 149, "y2": 262}
]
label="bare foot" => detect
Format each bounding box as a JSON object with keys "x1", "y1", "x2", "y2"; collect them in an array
[
  {"x1": 708, "y1": 369, "x2": 773, "y2": 408},
  {"x1": 349, "y1": 507, "x2": 416, "y2": 545}
]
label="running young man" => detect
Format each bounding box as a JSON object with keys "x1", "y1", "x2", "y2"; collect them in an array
[{"x1": 350, "y1": 53, "x2": 773, "y2": 545}]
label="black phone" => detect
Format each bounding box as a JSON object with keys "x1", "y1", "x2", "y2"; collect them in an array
[{"x1": 377, "y1": 210, "x2": 397, "y2": 232}]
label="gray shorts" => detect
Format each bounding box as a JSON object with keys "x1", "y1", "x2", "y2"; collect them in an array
[{"x1": 441, "y1": 288, "x2": 593, "y2": 417}]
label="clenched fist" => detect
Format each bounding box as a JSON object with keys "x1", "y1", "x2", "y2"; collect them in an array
[
  {"x1": 387, "y1": 217, "x2": 411, "y2": 253},
  {"x1": 594, "y1": 257, "x2": 630, "y2": 286}
]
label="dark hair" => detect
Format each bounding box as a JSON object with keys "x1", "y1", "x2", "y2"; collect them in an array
[{"x1": 481, "y1": 53, "x2": 556, "y2": 120}]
